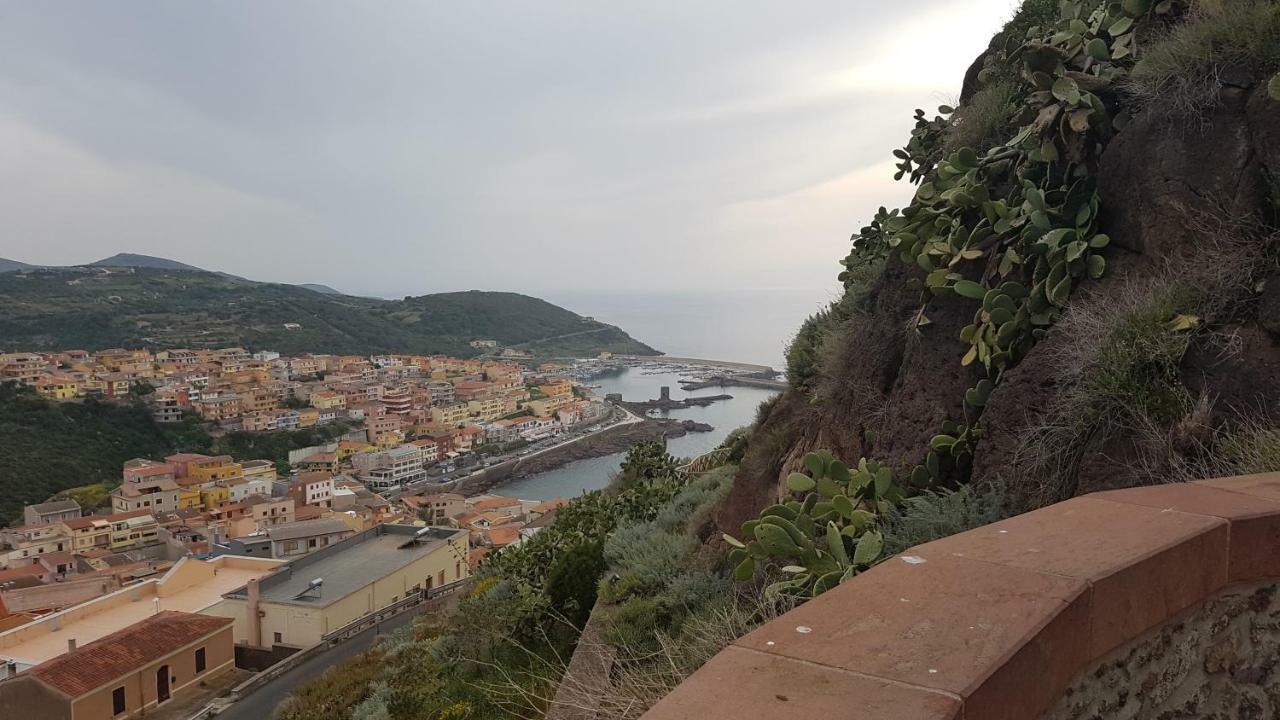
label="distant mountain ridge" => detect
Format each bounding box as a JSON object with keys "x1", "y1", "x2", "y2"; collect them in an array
[
  {"x1": 0, "y1": 265, "x2": 658, "y2": 358},
  {"x1": 0, "y1": 258, "x2": 35, "y2": 273},
  {"x1": 88, "y1": 253, "x2": 206, "y2": 271},
  {"x1": 2, "y1": 253, "x2": 342, "y2": 295}
]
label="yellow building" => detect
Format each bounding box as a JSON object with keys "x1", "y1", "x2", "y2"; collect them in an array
[
  {"x1": 199, "y1": 485, "x2": 231, "y2": 510},
  {"x1": 526, "y1": 394, "x2": 572, "y2": 418},
  {"x1": 34, "y1": 375, "x2": 80, "y2": 400},
  {"x1": 297, "y1": 408, "x2": 320, "y2": 428},
  {"x1": 241, "y1": 460, "x2": 278, "y2": 483},
  {"x1": 467, "y1": 397, "x2": 505, "y2": 421},
  {"x1": 310, "y1": 391, "x2": 347, "y2": 410},
  {"x1": 430, "y1": 402, "x2": 470, "y2": 427},
  {"x1": 536, "y1": 381, "x2": 573, "y2": 398},
  {"x1": 109, "y1": 513, "x2": 160, "y2": 550},
  {"x1": 188, "y1": 456, "x2": 243, "y2": 483},
  {"x1": 208, "y1": 525, "x2": 469, "y2": 649},
  {"x1": 178, "y1": 487, "x2": 203, "y2": 510}
]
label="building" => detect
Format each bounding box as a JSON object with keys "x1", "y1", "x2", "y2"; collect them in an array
[
  {"x1": 353, "y1": 445, "x2": 425, "y2": 492},
  {"x1": 22, "y1": 501, "x2": 81, "y2": 529},
  {"x1": 430, "y1": 402, "x2": 470, "y2": 427},
  {"x1": 289, "y1": 473, "x2": 335, "y2": 509},
  {"x1": 0, "y1": 555, "x2": 281, "y2": 672},
  {"x1": 407, "y1": 493, "x2": 465, "y2": 524},
  {"x1": 110, "y1": 479, "x2": 180, "y2": 514},
  {"x1": 211, "y1": 524, "x2": 468, "y2": 649},
  {"x1": 0, "y1": 611, "x2": 235, "y2": 720},
  {"x1": 0, "y1": 525, "x2": 71, "y2": 571},
  {"x1": 239, "y1": 518, "x2": 354, "y2": 559}
]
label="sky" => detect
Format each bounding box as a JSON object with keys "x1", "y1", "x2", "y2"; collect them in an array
[{"x1": 0, "y1": 1, "x2": 1016, "y2": 305}]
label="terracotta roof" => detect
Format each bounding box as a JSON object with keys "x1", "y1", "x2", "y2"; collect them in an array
[
  {"x1": 487, "y1": 524, "x2": 522, "y2": 547},
  {"x1": 26, "y1": 611, "x2": 233, "y2": 697},
  {"x1": 471, "y1": 497, "x2": 522, "y2": 512}
]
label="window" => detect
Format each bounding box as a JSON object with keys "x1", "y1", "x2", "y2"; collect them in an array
[
  {"x1": 274, "y1": 632, "x2": 283, "y2": 643},
  {"x1": 195, "y1": 647, "x2": 207, "y2": 673},
  {"x1": 112, "y1": 687, "x2": 126, "y2": 715}
]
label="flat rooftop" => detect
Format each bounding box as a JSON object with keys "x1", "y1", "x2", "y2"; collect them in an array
[
  {"x1": 0, "y1": 559, "x2": 276, "y2": 667},
  {"x1": 226, "y1": 524, "x2": 463, "y2": 609}
]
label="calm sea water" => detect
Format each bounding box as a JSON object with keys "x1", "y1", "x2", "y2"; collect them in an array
[
  {"x1": 544, "y1": 287, "x2": 841, "y2": 370},
  {"x1": 495, "y1": 366, "x2": 780, "y2": 500}
]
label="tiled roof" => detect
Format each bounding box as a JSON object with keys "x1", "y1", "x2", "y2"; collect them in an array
[
  {"x1": 29, "y1": 499, "x2": 80, "y2": 514},
  {"x1": 26, "y1": 611, "x2": 233, "y2": 698}
]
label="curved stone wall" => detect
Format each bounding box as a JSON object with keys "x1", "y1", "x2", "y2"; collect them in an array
[
  {"x1": 1046, "y1": 581, "x2": 1280, "y2": 719},
  {"x1": 641, "y1": 473, "x2": 1280, "y2": 720}
]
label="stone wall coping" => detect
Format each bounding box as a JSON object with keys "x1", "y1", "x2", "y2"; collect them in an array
[{"x1": 641, "y1": 473, "x2": 1280, "y2": 720}]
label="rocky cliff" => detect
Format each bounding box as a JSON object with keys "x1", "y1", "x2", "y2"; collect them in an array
[{"x1": 722, "y1": 0, "x2": 1280, "y2": 533}]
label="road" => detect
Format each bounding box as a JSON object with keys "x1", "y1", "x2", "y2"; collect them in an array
[
  {"x1": 392, "y1": 404, "x2": 640, "y2": 498},
  {"x1": 214, "y1": 608, "x2": 421, "y2": 720}
]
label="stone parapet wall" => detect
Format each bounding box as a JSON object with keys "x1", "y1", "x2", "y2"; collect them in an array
[{"x1": 642, "y1": 473, "x2": 1280, "y2": 720}]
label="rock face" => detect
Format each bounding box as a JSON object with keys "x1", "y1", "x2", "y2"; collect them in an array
[{"x1": 719, "y1": 73, "x2": 1280, "y2": 533}]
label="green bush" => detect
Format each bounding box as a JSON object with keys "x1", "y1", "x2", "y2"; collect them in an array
[
  {"x1": 1128, "y1": 0, "x2": 1280, "y2": 117},
  {"x1": 604, "y1": 596, "x2": 662, "y2": 652},
  {"x1": 546, "y1": 542, "x2": 607, "y2": 628},
  {"x1": 882, "y1": 484, "x2": 1014, "y2": 556},
  {"x1": 945, "y1": 79, "x2": 1020, "y2": 155},
  {"x1": 603, "y1": 524, "x2": 692, "y2": 599}
]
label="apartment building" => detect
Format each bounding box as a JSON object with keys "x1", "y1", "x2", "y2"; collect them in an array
[
  {"x1": 289, "y1": 473, "x2": 335, "y2": 509},
  {"x1": 111, "y1": 478, "x2": 180, "y2": 514},
  {"x1": 22, "y1": 501, "x2": 81, "y2": 528}
]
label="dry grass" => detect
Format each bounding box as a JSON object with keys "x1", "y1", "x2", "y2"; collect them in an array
[
  {"x1": 945, "y1": 79, "x2": 1021, "y2": 155},
  {"x1": 1015, "y1": 211, "x2": 1274, "y2": 504},
  {"x1": 477, "y1": 593, "x2": 791, "y2": 720},
  {"x1": 1127, "y1": 0, "x2": 1280, "y2": 119}
]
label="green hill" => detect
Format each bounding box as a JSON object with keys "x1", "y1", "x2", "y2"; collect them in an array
[
  {"x1": 0, "y1": 267, "x2": 658, "y2": 357},
  {"x1": 0, "y1": 382, "x2": 361, "y2": 524}
]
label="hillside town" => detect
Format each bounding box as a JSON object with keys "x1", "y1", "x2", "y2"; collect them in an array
[
  {"x1": 0, "y1": 444, "x2": 579, "y2": 713},
  {"x1": 0, "y1": 347, "x2": 613, "y2": 439},
  {"x1": 0, "y1": 346, "x2": 629, "y2": 712}
]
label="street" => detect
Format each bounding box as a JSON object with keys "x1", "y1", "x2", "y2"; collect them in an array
[
  {"x1": 391, "y1": 404, "x2": 640, "y2": 497},
  {"x1": 213, "y1": 605, "x2": 423, "y2": 720}
]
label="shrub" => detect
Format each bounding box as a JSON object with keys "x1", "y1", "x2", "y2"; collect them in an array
[
  {"x1": 1127, "y1": 0, "x2": 1280, "y2": 118},
  {"x1": 546, "y1": 542, "x2": 607, "y2": 628},
  {"x1": 1216, "y1": 418, "x2": 1280, "y2": 476},
  {"x1": 944, "y1": 79, "x2": 1020, "y2": 155},
  {"x1": 882, "y1": 484, "x2": 1015, "y2": 556},
  {"x1": 603, "y1": 524, "x2": 692, "y2": 598}
]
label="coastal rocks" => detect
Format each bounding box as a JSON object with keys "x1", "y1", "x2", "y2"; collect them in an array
[{"x1": 446, "y1": 417, "x2": 710, "y2": 497}]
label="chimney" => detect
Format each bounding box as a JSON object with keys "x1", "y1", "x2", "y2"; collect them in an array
[
  {"x1": 67, "y1": 638, "x2": 76, "y2": 652},
  {"x1": 246, "y1": 578, "x2": 262, "y2": 647}
]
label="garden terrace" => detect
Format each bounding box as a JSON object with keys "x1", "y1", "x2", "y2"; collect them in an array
[{"x1": 643, "y1": 473, "x2": 1280, "y2": 719}]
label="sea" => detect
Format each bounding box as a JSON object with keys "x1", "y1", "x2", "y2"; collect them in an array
[
  {"x1": 494, "y1": 287, "x2": 834, "y2": 501},
  {"x1": 495, "y1": 365, "x2": 782, "y2": 501}
]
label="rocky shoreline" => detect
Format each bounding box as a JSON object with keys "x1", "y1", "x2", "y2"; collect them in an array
[{"x1": 434, "y1": 417, "x2": 710, "y2": 498}]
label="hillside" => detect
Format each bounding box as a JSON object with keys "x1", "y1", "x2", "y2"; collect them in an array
[
  {"x1": 89, "y1": 253, "x2": 205, "y2": 271},
  {"x1": 0, "y1": 382, "x2": 358, "y2": 524},
  {"x1": 0, "y1": 266, "x2": 658, "y2": 357},
  {"x1": 0, "y1": 258, "x2": 35, "y2": 273},
  {"x1": 281, "y1": 2, "x2": 1280, "y2": 717},
  {"x1": 725, "y1": 0, "x2": 1280, "y2": 529}
]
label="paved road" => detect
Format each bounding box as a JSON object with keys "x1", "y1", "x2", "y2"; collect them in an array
[{"x1": 215, "y1": 609, "x2": 421, "y2": 720}]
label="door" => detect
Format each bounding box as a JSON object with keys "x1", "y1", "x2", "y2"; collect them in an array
[{"x1": 157, "y1": 664, "x2": 171, "y2": 703}]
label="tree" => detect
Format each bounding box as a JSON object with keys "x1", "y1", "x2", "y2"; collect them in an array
[{"x1": 545, "y1": 542, "x2": 607, "y2": 628}]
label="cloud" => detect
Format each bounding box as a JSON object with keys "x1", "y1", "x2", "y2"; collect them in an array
[
  {"x1": 0, "y1": 115, "x2": 326, "y2": 277},
  {"x1": 0, "y1": 1, "x2": 1017, "y2": 302}
]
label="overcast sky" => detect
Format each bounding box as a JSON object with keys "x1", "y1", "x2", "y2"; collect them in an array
[{"x1": 0, "y1": 1, "x2": 1015, "y2": 300}]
